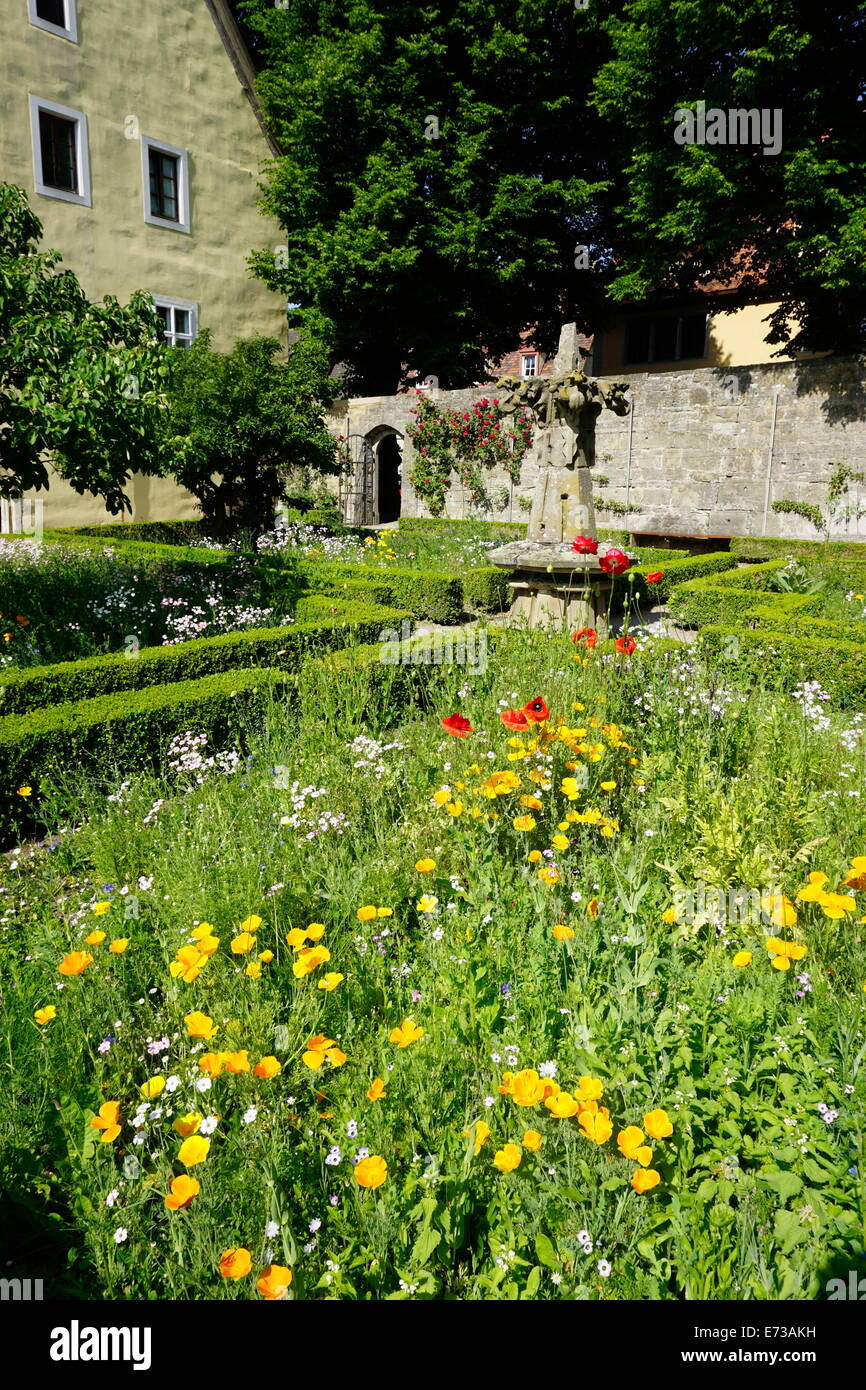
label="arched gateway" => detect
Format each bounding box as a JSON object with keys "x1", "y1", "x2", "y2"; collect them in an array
[{"x1": 341, "y1": 425, "x2": 404, "y2": 526}]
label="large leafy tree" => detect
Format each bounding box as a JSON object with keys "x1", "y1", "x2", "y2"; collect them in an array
[
  {"x1": 166, "y1": 326, "x2": 340, "y2": 538},
  {"x1": 589, "y1": 0, "x2": 866, "y2": 355},
  {"x1": 0, "y1": 183, "x2": 173, "y2": 511},
  {"x1": 240, "y1": 0, "x2": 866, "y2": 378},
  {"x1": 241, "y1": 0, "x2": 612, "y2": 392}
]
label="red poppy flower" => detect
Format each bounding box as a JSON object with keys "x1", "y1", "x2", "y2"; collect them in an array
[
  {"x1": 599, "y1": 547, "x2": 631, "y2": 576},
  {"x1": 615, "y1": 635, "x2": 636, "y2": 656},
  {"x1": 571, "y1": 627, "x2": 598, "y2": 650},
  {"x1": 523, "y1": 697, "x2": 550, "y2": 723},
  {"x1": 500, "y1": 709, "x2": 530, "y2": 731},
  {"x1": 645, "y1": 571, "x2": 664, "y2": 584},
  {"x1": 571, "y1": 535, "x2": 599, "y2": 555},
  {"x1": 442, "y1": 714, "x2": 473, "y2": 737}
]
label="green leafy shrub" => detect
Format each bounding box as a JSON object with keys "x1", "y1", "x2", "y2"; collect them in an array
[
  {"x1": 0, "y1": 667, "x2": 291, "y2": 846},
  {"x1": 0, "y1": 603, "x2": 409, "y2": 714},
  {"x1": 696, "y1": 625, "x2": 866, "y2": 707},
  {"x1": 304, "y1": 508, "x2": 344, "y2": 530},
  {"x1": 0, "y1": 183, "x2": 172, "y2": 511},
  {"x1": 165, "y1": 329, "x2": 339, "y2": 539},
  {"x1": 299, "y1": 564, "x2": 464, "y2": 622}
]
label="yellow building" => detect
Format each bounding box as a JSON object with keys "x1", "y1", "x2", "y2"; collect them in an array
[
  {"x1": 591, "y1": 294, "x2": 805, "y2": 377},
  {"x1": 0, "y1": 0, "x2": 287, "y2": 528}
]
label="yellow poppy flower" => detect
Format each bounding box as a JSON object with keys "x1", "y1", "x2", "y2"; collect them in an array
[
  {"x1": 464, "y1": 1120, "x2": 490, "y2": 1155},
  {"x1": 219, "y1": 1249, "x2": 252, "y2": 1280},
  {"x1": 355, "y1": 1155, "x2": 388, "y2": 1189},
  {"x1": 643, "y1": 1109, "x2": 673, "y2": 1139},
  {"x1": 184, "y1": 1010, "x2": 217, "y2": 1040},
  {"x1": 172, "y1": 1113, "x2": 202, "y2": 1138},
  {"x1": 492, "y1": 1143, "x2": 522, "y2": 1172},
  {"x1": 318, "y1": 971, "x2": 344, "y2": 991},
  {"x1": 58, "y1": 952, "x2": 94, "y2": 976},
  {"x1": 165, "y1": 1175, "x2": 199, "y2": 1211},
  {"x1": 631, "y1": 1169, "x2": 661, "y2": 1193},
  {"x1": 389, "y1": 1018, "x2": 424, "y2": 1048},
  {"x1": 256, "y1": 1264, "x2": 293, "y2": 1299},
  {"x1": 178, "y1": 1135, "x2": 210, "y2": 1168},
  {"x1": 90, "y1": 1101, "x2": 121, "y2": 1143}
]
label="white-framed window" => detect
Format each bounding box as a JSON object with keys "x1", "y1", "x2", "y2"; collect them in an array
[
  {"x1": 521, "y1": 353, "x2": 538, "y2": 378},
  {"x1": 141, "y1": 137, "x2": 190, "y2": 233},
  {"x1": 29, "y1": 95, "x2": 91, "y2": 206},
  {"x1": 28, "y1": 0, "x2": 78, "y2": 42},
  {"x1": 152, "y1": 296, "x2": 198, "y2": 349}
]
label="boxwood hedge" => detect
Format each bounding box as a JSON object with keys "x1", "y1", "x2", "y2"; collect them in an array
[
  {"x1": 0, "y1": 667, "x2": 291, "y2": 846},
  {"x1": 696, "y1": 624, "x2": 866, "y2": 707},
  {"x1": 0, "y1": 602, "x2": 409, "y2": 715}
]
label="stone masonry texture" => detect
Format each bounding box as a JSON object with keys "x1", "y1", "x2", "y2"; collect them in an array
[{"x1": 328, "y1": 356, "x2": 866, "y2": 540}]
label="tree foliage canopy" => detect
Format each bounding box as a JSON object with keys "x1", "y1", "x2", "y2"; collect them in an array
[
  {"x1": 0, "y1": 183, "x2": 172, "y2": 511},
  {"x1": 241, "y1": 0, "x2": 866, "y2": 388},
  {"x1": 592, "y1": 0, "x2": 866, "y2": 356},
  {"x1": 242, "y1": 0, "x2": 612, "y2": 392},
  {"x1": 166, "y1": 327, "x2": 339, "y2": 537}
]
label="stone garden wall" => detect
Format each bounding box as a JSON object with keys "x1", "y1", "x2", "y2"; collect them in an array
[{"x1": 327, "y1": 355, "x2": 866, "y2": 539}]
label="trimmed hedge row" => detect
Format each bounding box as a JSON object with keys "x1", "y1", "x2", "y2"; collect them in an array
[
  {"x1": 50, "y1": 520, "x2": 211, "y2": 546},
  {"x1": 397, "y1": 517, "x2": 527, "y2": 538},
  {"x1": 0, "y1": 667, "x2": 291, "y2": 845},
  {"x1": 696, "y1": 624, "x2": 866, "y2": 707},
  {"x1": 746, "y1": 613, "x2": 866, "y2": 645},
  {"x1": 40, "y1": 531, "x2": 232, "y2": 566},
  {"x1": 298, "y1": 563, "x2": 465, "y2": 622},
  {"x1": 666, "y1": 560, "x2": 825, "y2": 628},
  {"x1": 0, "y1": 636, "x2": 450, "y2": 847},
  {"x1": 731, "y1": 536, "x2": 866, "y2": 563},
  {"x1": 0, "y1": 602, "x2": 409, "y2": 715},
  {"x1": 616, "y1": 551, "x2": 738, "y2": 606}
]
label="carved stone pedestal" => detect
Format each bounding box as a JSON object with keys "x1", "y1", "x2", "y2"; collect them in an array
[{"x1": 487, "y1": 542, "x2": 612, "y2": 634}]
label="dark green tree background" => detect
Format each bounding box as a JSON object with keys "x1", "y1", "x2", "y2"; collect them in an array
[
  {"x1": 241, "y1": 0, "x2": 612, "y2": 392},
  {"x1": 240, "y1": 0, "x2": 866, "y2": 389},
  {"x1": 593, "y1": 0, "x2": 866, "y2": 357}
]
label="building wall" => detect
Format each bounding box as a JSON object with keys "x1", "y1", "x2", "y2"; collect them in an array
[
  {"x1": 597, "y1": 302, "x2": 798, "y2": 376},
  {"x1": 1, "y1": 0, "x2": 287, "y2": 527},
  {"x1": 330, "y1": 355, "x2": 866, "y2": 540}
]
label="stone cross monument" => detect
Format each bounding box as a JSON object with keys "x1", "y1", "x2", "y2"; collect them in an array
[{"x1": 487, "y1": 369, "x2": 631, "y2": 631}]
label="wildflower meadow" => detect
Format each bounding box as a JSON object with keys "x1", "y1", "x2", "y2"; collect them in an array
[{"x1": 2, "y1": 524, "x2": 864, "y2": 1310}]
